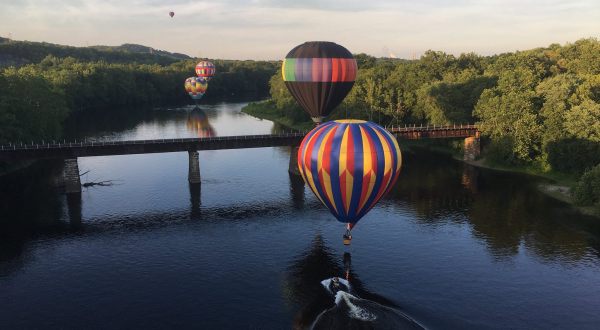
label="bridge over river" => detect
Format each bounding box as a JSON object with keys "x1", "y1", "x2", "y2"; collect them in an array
[{"x1": 0, "y1": 124, "x2": 480, "y2": 193}]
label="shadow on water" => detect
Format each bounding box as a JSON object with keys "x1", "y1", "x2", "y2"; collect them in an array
[
  {"x1": 284, "y1": 235, "x2": 422, "y2": 329},
  {"x1": 0, "y1": 162, "x2": 312, "y2": 270},
  {"x1": 387, "y1": 148, "x2": 600, "y2": 261}
]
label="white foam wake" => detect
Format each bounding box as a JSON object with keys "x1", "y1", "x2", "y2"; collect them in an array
[{"x1": 335, "y1": 291, "x2": 377, "y2": 322}]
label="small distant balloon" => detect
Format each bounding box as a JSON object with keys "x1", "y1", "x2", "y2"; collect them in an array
[
  {"x1": 195, "y1": 61, "x2": 216, "y2": 81},
  {"x1": 185, "y1": 77, "x2": 208, "y2": 100},
  {"x1": 169, "y1": 11, "x2": 175, "y2": 18}
]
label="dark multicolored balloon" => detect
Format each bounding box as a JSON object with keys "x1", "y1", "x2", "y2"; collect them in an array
[
  {"x1": 195, "y1": 61, "x2": 216, "y2": 81},
  {"x1": 185, "y1": 77, "x2": 208, "y2": 100},
  {"x1": 297, "y1": 120, "x2": 401, "y2": 229},
  {"x1": 169, "y1": 11, "x2": 174, "y2": 18},
  {"x1": 282, "y1": 41, "x2": 358, "y2": 123}
]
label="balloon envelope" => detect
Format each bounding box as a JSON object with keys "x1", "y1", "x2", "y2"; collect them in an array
[
  {"x1": 195, "y1": 61, "x2": 216, "y2": 81},
  {"x1": 185, "y1": 77, "x2": 208, "y2": 100},
  {"x1": 297, "y1": 120, "x2": 401, "y2": 225},
  {"x1": 282, "y1": 41, "x2": 357, "y2": 123},
  {"x1": 169, "y1": 11, "x2": 174, "y2": 17}
]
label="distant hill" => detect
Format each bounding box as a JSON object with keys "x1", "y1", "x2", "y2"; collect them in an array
[
  {"x1": 89, "y1": 43, "x2": 190, "y2": 60},
  {"x1": 0, "y1": 37, "x2": 191, "y2": 68}
]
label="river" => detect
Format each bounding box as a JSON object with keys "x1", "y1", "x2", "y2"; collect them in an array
[{"x1": 1, "y1": 102, "x2": 599, "y2": 329}]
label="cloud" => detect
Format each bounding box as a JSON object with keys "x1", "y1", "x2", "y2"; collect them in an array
[{"x1": 0, "y1": 0, "x2": 598, "y2": 59}]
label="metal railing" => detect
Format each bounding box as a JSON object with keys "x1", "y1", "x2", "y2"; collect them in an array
[
  {"x1": 0, "y1": 131, "x2": 309, "y2": 151},
  {"x1": 0, "y1": 124, "x2": 479, "y2": 151}
]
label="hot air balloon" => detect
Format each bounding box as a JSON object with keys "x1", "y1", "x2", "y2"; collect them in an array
[
  {"x1": 297, "y1": 120, "x2": 401, "y2": 244},
  {"x1": 195, "y1": 61, "x2": 216, "y2": 81},
  {"x1": 185, "y1": 77, "x2": 208, "y2": 100},
  {"x1": 282, "y1": 41, "x2": 358, "y2": 123},
  {"x1": 169, "y1": 11, "x2": 175, "y2": 18}
]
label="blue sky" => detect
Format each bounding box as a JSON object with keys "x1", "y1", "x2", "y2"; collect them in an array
[{"x1": 1, "y1": 0, "x2": 598, "y2": 59}]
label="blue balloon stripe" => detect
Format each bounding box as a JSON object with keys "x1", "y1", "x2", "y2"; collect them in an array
[
  {"x1": 329, "y1": 123, "x2": 347, "y2": 220},
  {"x1": 347, "y1": 124, "x2": 364, "y2": 221}
]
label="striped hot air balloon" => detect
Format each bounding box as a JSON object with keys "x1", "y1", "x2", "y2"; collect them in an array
[
  {"x1": 282, "y1": 41, "x2": 358, "y2": 123},
  {"x1": 195, "y1": 61, "x2": 216, "y2": 81},
  {"x1": 297, "y1": 120, "x2": 402, "y2": 243},
  {"x1": 185, "y1": 77, "x2": 208, "y2": 100}
]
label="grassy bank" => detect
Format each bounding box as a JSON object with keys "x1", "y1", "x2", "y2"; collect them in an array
[{"x1": 242, "y1": 100, "x2": 314, "y2": 131}]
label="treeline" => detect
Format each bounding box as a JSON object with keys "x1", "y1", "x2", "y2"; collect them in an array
[
  {"x1": 0, "y1": 38, "x2": 190, "y2": 67},
  {"x1": 0, "y1": 52, "x2": 278, "y2": 144}
]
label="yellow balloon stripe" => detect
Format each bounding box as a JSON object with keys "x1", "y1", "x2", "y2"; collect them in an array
[
  {"x1": 318, "y1": 128, "x2": 338, "y2": 214},
  {"x1": 358, "y1": 126, "x2": 376, "y2": 213}
]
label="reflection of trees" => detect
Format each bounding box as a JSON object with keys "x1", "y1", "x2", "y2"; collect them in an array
[
  {"x1": 0, "y1": 161, "x2": 67, "y2": 264},
  {"x1": 387, "y1": 149, "x2": 599, "y2": 262},
  {"x1": 283, "y1": 235, "x2": 397, "y2": 329},
  {"x1": 467, "y1": 172, "x2": 593, "y2": 261},
  {"x1": 186, "y1": 109, "x2": 216, "y2": 138},
  {"x1": 386, "y1": 149, "x2": 473, "y2": 223},
  {"x1": 63, "y1": 106, "x2": 150, "y2": 139}
]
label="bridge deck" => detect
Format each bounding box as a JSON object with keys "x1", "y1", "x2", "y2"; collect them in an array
[{"x1": 0, "y1": 125, "x2": 478, "y2": 160}]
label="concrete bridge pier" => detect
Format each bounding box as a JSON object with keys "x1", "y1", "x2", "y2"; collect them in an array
[
  {"x1": 289, "y1": 146, "x2": 301, "y2": 176},
  {"x1": 463, "y1": 134, "x2": 481, "y2": 161},
  {"x1": 66, "y1": 192, "x2": 82, "y2": 228},
  {"x1": 189, "y1": 181, "x2": 201, "y2": 218},
  {"x1": 188, "y1": 150, "x2": 201, "y2": 184},
  {"x1": 63, "y1": 158, "x2": 82, "y2": 194}
]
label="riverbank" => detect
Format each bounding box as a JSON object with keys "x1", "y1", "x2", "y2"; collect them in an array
[
  {"x1": 242, "y1": 100, "x2": 314, "y2": 131},
  {"x1": 452, "y1": 153, "x2": 598, "y2": 217}
]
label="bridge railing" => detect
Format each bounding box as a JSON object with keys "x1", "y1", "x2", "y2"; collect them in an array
[
  {"x1": 0, "y1": 132, "x2": 309, "y2": 151},
  {"x1": 384, "y1": 124, "x2": 478, "y2": 132},
  {"x1": 0, "y1": 124, "x2": 479, "y2": 151}
]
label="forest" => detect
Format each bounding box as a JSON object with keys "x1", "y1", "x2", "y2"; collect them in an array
[{"x1": 0, "y1": 38, "x2": 278, "y2": 144}]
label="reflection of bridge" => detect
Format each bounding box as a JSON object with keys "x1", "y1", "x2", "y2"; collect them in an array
[{"x1": 0, "y1": 125, "x2": 479, "y2": 193}]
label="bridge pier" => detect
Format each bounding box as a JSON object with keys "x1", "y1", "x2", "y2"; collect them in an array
[
  {"x1": 66, "y1": 192, "x2": 82, "y2": 228},
  {"x1": 189, "y1": 181, "x2": 201, "y2": 218},
  {"x1": 463, "y1": 136, "x2": 481, "y2": 161},
  {"x1": 188, "y1": 150, "x2": 201, "y2": 184},
  {"x1": 289, "y1": 146, "x2": 301, "y2": 176},
  {"x1": 63, "y1": 158, "x2": 81, "y2": 194}
]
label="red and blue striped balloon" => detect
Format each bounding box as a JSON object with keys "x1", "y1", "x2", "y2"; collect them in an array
[
  {"x1": 195, "y1": 61, "x2": 216, "y2": 81},
  {"x1": 297, "y1": 120, "x2": 402, "y2": 226}
]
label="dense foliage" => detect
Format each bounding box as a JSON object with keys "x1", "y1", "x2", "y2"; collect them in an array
[
  {"x1": 0, "y1": 41, "x2": 278, "y2": 144},
  {"x1": 268, "y1": 38, "x2": 600, "y2": 174},
  {"x1": 572, "y1": 164, "x2": 600, "y2": 208}
]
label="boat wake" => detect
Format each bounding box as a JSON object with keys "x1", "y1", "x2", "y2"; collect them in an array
[{"x1": 311, "y1": 278, "x2": 424, "y2": 330}]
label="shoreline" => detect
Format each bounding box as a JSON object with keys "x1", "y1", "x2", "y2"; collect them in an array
[{"x1": 242, "y1": 100, "x2": 314, "y2": 131}]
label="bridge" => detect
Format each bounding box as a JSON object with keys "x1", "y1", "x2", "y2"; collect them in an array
[{"x1": 0, "y1": 124, "x2": 480, "y2": 193}]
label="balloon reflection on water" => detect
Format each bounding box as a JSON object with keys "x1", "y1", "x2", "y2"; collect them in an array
[{"x1": 186, "y1": 109, "x2": 216, "y2": 138}]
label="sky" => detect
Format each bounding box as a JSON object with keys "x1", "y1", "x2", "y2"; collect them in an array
[{"x1": 0, "y1": 0, "x2": 599, "y2": 60}]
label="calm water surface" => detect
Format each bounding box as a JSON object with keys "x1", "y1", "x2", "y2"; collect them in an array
[{"x1": 1, "y1": 102, "x2": 600, "y2": 329}]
